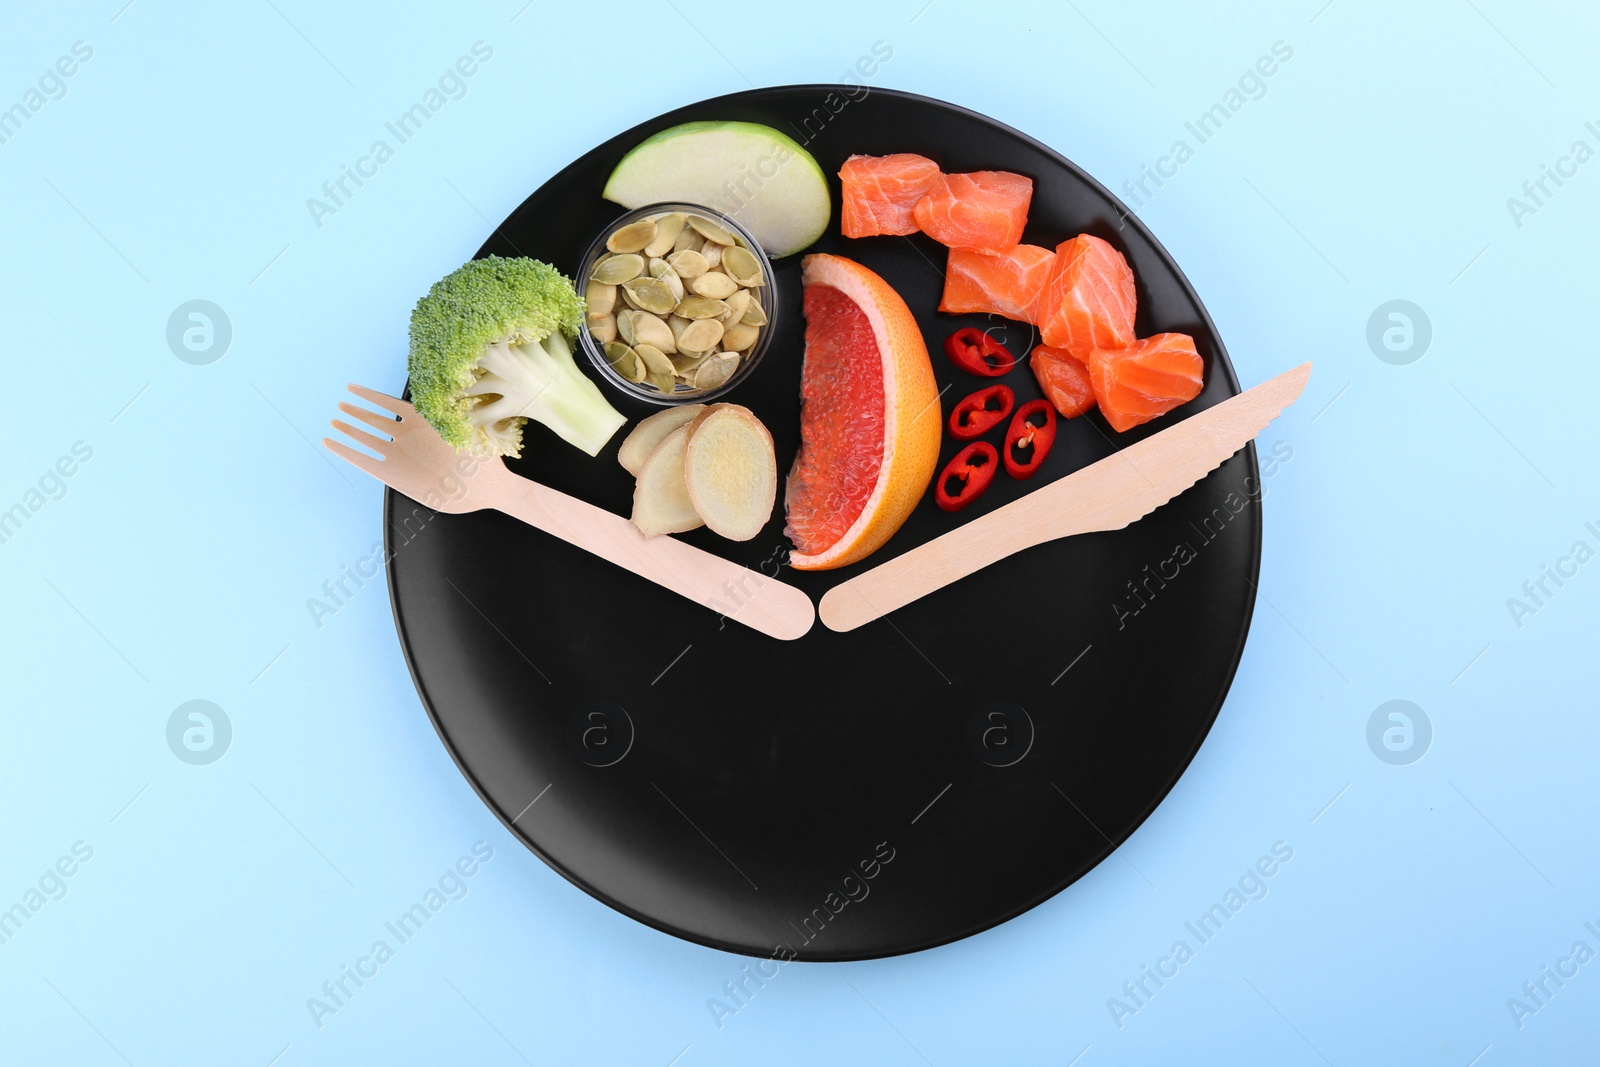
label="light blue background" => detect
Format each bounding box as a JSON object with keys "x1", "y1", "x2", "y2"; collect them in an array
[{"x1": 2, "y1": 1, "x2": 1596, "y2": 1063}]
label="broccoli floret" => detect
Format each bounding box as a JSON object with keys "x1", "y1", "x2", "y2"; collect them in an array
[{"x1": 407, "y1": 256, "x2": 626, "y2": 458}]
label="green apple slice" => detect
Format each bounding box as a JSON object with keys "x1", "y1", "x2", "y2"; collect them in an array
[{"x1": 603, "y1": 121, "x2": 830, "y2": 258}]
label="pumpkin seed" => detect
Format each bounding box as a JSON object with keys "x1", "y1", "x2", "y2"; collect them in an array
[
  {"x1": 630, "y1": 311, "x2": 676, "y2": 354},
  {"x1": 604, "y1": 341, "x2": 644, "y2": 382},
  {"x1": 634, "y1": 342, "x2": 674, "y2": 377},
  {"x1": 643, "y1": 212, "x2": 685, "y2": 258},
  {"x1": 616, "y1": 310, "x2": 638, "y2": 346},
  {"x1": 606, "y1": 218, "x2": 656, "y2": 254},
  {"x1": 700, "y1": 242, "x2": 722, "y2": 268},
  {"x1": 740, "y1": 298, "x2": 768, "y2": 326},
  {"x1": 687, "y1": 214, "x2": 736, "y2": 245},
  {"x1": 649, "y1": 259, "x2": 685, "y2": 301},
  {"x1": 722, "y1": 289, "x2": 750, "y2": 323},
  {"x1": 666, "y1": 248, "x2": 708, "y2": 279},
  {"x1": 671, "y1": 351, "x2": 710, "y2": 377},
  {"x1": 690, "y1": 270, "x2": 739, "y2": 300},
  {"x1": 588, "y1": 313, "x2": 617, "y2": 345},
  {"x1": 634, "y1": 343, "x2": 678, "y2": 394},
  {"x1": 721, "y1": 245, "x2": 764, "y2": 287},
  {"x1": 621, "y1": 277, "x2": 677, "y2": 316},
  {"x1": 694, "y1": 351, "x2": 740, "y2": 391},
  {"x1": 586, "y1": 281, "x2": 616, "y2": 318},
  {"x1": 678, "y1": 317, "x2": 725, "y2": 354},
  {"x1": 592, "y1": 253, "x2": 644, "y2": 285},
  {"x1": 676, "y1": 294, "x2": 730, "y2": 320},
  {"x1": 668, "y1": 314, "x2": 692, "y2": 347},
  {"x1": 671, "y1": 225, "x2": 700, "y2": 254},
  {"x1": 721, "y1": 320, "x2": 759, "y2": 351}
]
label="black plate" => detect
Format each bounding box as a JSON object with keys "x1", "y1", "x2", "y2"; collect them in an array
[{"x1": 385, "y1": 86, "x2": 1260, "y2": 960}]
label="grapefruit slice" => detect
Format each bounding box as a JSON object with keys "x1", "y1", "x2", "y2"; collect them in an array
[{"x1": 785, "y1": 254, "x2": 942, "y2": 571}]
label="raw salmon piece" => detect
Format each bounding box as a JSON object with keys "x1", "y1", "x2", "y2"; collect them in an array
[
  {"x1": 838, "y1": 154, "x2": 943, "y2": 238},
  {"x1": 940, "y1": 245, "x2": 1056, "y2": 323},
  {"x1": 1088, "y1": 333, "x2": 1204, "y2": 432},
  {"x1": 1030, "y1": 345, "x2": 1096, "y2": 418},
  {"x1": 912, "y1": 171, "x2": 1033, "y2": 254},
  {"x1": 1036, "y1": 235, "x2": 1136, "y2": 359}
]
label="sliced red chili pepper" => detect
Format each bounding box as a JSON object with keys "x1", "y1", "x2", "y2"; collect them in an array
[
  {"x1": 944, "y1": 328, "x2": 1016, "y2": 377},
  {"x1": 1003, "y1": 399, "x2": 1057, "y2": 479},
  {"x1": 935, "y1": 441, "x2": 999, "y2": 512},
  {"x1": 948, "y1": 384, "x2": 1015, "y2": 440}
]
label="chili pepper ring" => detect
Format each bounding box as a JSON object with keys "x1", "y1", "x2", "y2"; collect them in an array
[
  {"x1": 949, "y1": 384, "x2": 1015, "y2": 439},
  {"x1": 935, "y1": 440, "x2": 1000, "y2": 512},
  {"x1": 1004, "y1": 399, "x2": 1057, "y2": 479},
  {"x1": 944, "y1": 327, "x2": 1016, "y2": 377}
]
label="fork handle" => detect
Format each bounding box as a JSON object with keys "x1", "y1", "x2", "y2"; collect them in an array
[{"x1": 488, "y1": 476, "x2": 814, "y2": 640}]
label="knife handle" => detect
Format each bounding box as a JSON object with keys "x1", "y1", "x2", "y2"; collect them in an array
[
  {"x1": 817, "y1": 363, "x2": 1312, "y2": 632},
  {"x1": 817, "y1": 499, "x2": 1057, "y2": 632}
]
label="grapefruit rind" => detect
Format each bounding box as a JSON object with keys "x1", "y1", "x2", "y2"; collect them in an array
[{"x1": 787, "y1": 255, "x2": 942, "y2": 571}]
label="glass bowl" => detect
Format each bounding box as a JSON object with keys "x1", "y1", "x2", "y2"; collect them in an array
[{"x1": 575, "y1": 202, "x2": 777, "y2": 406}]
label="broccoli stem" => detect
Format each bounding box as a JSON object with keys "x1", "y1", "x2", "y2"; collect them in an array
[{"x1": 470, "y1": 332, "x2": 625, "y2": 457}]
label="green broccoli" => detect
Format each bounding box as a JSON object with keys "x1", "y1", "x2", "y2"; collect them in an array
[{"x1": 407, "y1": 255, "x2": 626, "y2": 458}]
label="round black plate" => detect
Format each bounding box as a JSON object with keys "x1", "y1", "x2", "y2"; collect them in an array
[{"x1": 385, "y1": 86, "x2": 1260, "y2": 960}]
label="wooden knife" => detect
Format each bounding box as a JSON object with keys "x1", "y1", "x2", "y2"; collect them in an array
[{"x1": 818, "y1": 362, "x2": 1311, "y2": 632}]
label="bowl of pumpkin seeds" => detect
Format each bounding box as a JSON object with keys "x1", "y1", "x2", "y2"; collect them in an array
[{"x1": 576, "y1": 202, "x2": 776, "y2": 405}]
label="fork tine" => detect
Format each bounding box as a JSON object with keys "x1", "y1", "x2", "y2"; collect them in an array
[
  {"x1": 346, "y1": 383, "x2": 410, "y2": 416},
  {"x1": 330, "y1": 418, "x2": 392, "y2": 455},
  {"x1": 323, "y1": 437, "x2": 384, "y2": 479},
  {"x1": 338, "y1": 401, "x2": 398, "y2": 435}
]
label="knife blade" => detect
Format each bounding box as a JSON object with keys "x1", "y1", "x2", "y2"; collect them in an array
[{"x1": 818, "y1": 362, "x2": 1311, "y2": 632}]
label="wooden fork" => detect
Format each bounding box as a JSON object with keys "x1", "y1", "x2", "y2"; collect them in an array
[{"x1": 323, "y1": 384, "x2": 814, "y2": 640}]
